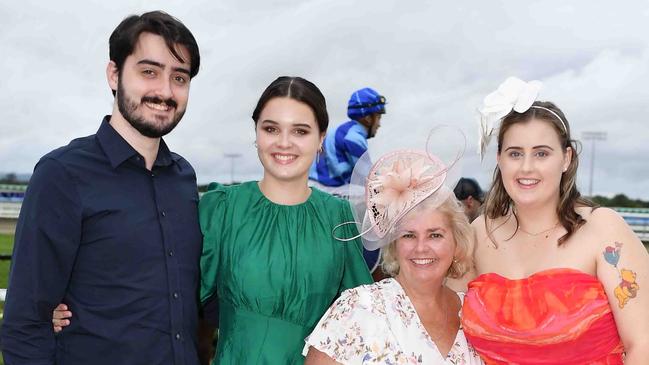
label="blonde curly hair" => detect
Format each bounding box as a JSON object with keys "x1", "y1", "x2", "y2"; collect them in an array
[{"x1": 380, "y1": 194, "x2": 473, "y2": 279}]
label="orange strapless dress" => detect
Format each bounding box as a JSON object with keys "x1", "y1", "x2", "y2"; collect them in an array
[{"x1": 462, "y1": 268, "x2": 624, "y2": 364}]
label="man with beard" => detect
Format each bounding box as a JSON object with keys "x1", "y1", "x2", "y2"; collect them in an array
[{"x1": 1, "y1": 11, "x2": 203, "y2": 365}]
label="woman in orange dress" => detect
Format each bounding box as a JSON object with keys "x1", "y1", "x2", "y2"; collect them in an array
[{"x1": 459, "y1": 77, "x2": 649, "y2": 364}]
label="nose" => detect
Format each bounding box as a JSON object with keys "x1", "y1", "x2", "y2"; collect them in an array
[
  {"x1": 155, "y1": 76, "x2": 174, "y2": 100},
  {"x1": 521, "y1": 154, "x2": 534, "y2": 172},
  {"x1": 414, "y1": 237, "x2": 430, "y2": 252},
  {"x1": 276, "y1": 130, "x2": 292, "y2": 148}
]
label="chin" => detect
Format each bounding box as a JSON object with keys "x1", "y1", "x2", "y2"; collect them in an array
[
  {"x1": 268, "y1": 169, "x2": 309, "y2": 184},
  {"x1": 512, "y1": 193, "x2": 556, "y2": 208}
]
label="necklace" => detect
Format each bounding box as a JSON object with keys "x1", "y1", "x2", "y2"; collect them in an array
[{"x1": 518, "y1": 221, "x2": 559, "y2": 239}]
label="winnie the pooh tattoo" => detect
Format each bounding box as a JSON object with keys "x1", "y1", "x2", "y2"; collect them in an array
[
  {"x1": 614, "y1": 269, "x2": 639, "y2": 309},
  {"x1": 603, "y1": 242, "x2": 640, "y2": 309}
]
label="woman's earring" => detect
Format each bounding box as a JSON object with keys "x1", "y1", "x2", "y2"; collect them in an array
[{"x1": 253, "y1": 141, "x2": 258, "y2": 149}]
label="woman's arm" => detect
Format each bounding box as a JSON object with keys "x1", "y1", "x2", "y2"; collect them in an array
[{"x1": 592, "y1": 208, "x2": 649, "y2": 364}]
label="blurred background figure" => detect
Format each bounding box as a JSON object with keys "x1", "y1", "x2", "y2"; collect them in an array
[
  {"x1": 309, "y1": 87, "x2": 387, "y2": 277},
  {"x1": 453, "y1": 177, "x2": 484, "y2": 222},
  {"x1": 309, "y1": 87, "x2": 386, "y2": 194}
]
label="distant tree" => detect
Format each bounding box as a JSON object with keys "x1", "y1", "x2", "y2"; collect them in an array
[
  {"x1": 613, "y1": 194, "x2": 642, "y2": 208},
  {"x1": 0, "y1": 173, "x2": 18, "y2": 184},
  {"x1": 592, "y1": 195, "x2": 611, "y2": 207},
  {"x1": 592, "y1": 194, "x2": 649, "y2": 208},
  {"x1": 635, "y1": 198, "x2": 649, "y2": 208}
]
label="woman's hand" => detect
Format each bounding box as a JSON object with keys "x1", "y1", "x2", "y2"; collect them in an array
[
  {"x1": 52, "y1": 303, "x2": 72, "y2": 333},
  {"x1": 304, "y1": 346, "x2": 342, "y2": 365}
]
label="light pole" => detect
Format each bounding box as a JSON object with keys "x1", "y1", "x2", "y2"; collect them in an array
[
  {"x1": 581, "y1": 131, "x2": 607, "y2": 197},
  {"x1": 223, "y1": 153, "x2": 242, "y2": 184}
]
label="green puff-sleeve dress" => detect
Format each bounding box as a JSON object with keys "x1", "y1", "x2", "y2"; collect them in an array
[{"x1": 199, "y1": 181, "x2": 373, "y2": 364}]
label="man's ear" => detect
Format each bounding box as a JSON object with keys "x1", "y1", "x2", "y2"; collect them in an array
[
  {"x1": 465, "y1": 195, "x2": 475, "y2": 208},
  {"x1": 106, "y1": 61, "x2": 119, "y2": 93}
]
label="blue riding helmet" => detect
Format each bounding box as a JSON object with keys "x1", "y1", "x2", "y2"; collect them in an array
[{"x1": 347, "y1": 87, "x2": 386, "y2": 120}]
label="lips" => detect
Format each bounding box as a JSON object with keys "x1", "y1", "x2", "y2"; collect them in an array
[
  {"x1": 410, "y1": 258, "x2": 439, "y2": 266},
  {"x1": 516, "y1": 178, "x2": 540, "y2": 188},
  {"x1": 141, "y1": 96, "x2": 177, "y2": 113},
  {"x1": 271, "y1": 153, "x2": 297, "y2": 164},
  {"x1": 144, "y1": 101, "x2": 173, "y2": 112}
]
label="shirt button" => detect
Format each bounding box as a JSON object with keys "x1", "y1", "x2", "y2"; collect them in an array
[
  {"x1": 175, "y1": 333, "x2": 181, "y2": 340},
  {"x1": 172, "y1": 292, "x2": 179, "y2": 299},
  {"x1": 160, "y1": 211, "x2": 166, "y2": 217},
  {"x1": 168, "y1": 250, "x2": 174, "y2": 257},
  {"x1": 151, "y1": 172, "x2": 156, "y2": 177}
]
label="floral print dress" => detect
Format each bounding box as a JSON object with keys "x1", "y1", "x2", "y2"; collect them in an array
[{"x1": 303, "y1": 278, "x2": 483, "y2": 364}]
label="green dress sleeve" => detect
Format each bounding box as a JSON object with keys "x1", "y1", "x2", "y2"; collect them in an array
[
  {"x1": 338, "y1": 200, "x2": 373, "y2": 293},
  {"x1": 198, "y1": 184, "x2": 228, "y2": 304}
]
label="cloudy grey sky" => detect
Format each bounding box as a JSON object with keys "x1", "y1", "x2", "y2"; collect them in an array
[{"x1": 2, "y1": 1, "x2": 649, "y2": 198}]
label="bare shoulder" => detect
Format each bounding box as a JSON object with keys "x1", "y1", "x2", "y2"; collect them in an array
[
  {"x1": 579, "y1": 206, "x2": 622, "y2": 221},
  {"x1": 470, "y1": 215, "x2": 487, "y2": 251},
  {"x1": 573, "y1": 207, "x2": 646, "y2": 268},
  {"x1": 471, "y1": 215, "x2": 488, "y2": 244},
  {"x1": 472, "y1": 214, "x2": 510, "y2": 247},
  {"x1": 471, "y1": 214, "x2": 487, "y2": 231},
  {"x1": 579, "y1": 206, "x2": 629, "y2": 234}
]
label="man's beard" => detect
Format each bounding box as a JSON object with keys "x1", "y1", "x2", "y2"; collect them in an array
[
  {"x1": 116, "y1": 79, "x2": 185, "y2": 138},
  {"x1": 367, "y1": 124, "x2": 377, "y2": 139}
]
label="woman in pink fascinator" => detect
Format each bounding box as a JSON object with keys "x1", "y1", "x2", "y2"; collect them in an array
[{"x1": 303, "y1": 127, "x2": 484, "y2": 364}]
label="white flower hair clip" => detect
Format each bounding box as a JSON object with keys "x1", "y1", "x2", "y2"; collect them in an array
[{"x1": 478, "y1": 77, "x2": 567, "y2": 159}]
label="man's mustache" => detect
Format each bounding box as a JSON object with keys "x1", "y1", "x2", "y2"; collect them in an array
[{"x1": 141, "y1": 96, "x2": 178, "y2": 109}]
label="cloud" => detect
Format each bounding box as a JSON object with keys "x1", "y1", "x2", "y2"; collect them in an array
[{"x1": 1, "y1": 0, "x2": 649, "y2": 199}]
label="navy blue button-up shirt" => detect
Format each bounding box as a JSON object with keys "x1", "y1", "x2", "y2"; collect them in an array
[{"x1": 1, "y1": 117, "x2": 202, "y2": 365}]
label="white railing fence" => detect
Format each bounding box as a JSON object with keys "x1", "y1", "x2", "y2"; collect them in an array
[{"x1": 0, "y1": 202, "x2": 21, "y2": 219}]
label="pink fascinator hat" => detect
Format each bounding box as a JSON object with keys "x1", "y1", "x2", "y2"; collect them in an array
[{"x1": 335, "y1": 125, "x2": 465, "y2": 251}]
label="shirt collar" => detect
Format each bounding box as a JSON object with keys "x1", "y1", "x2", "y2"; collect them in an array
[
  {"x1": 155, "y1": 139, "x2": 177, "y2": 167},
  {"x1": 353, "y1": 120, "x2": 369, "y2": 138},
  {"x1": 97, "y1": 115, "x2": 177, "y2": 169}
]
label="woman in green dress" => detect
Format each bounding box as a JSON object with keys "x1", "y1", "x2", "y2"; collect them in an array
[{"x1": 199, "y1": 76, "x2": 373, "y2": 364}]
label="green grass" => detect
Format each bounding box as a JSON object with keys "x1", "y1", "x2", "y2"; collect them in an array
[
  {"x1": 0, "y1": 234, "x2": 10, "y2": 365},
  {"x1": 0, "y1": 233, "x2": 13, "y2": 251},
  {"x1": 0, "y1": 233, "x2": 12, "y2": 289}
]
